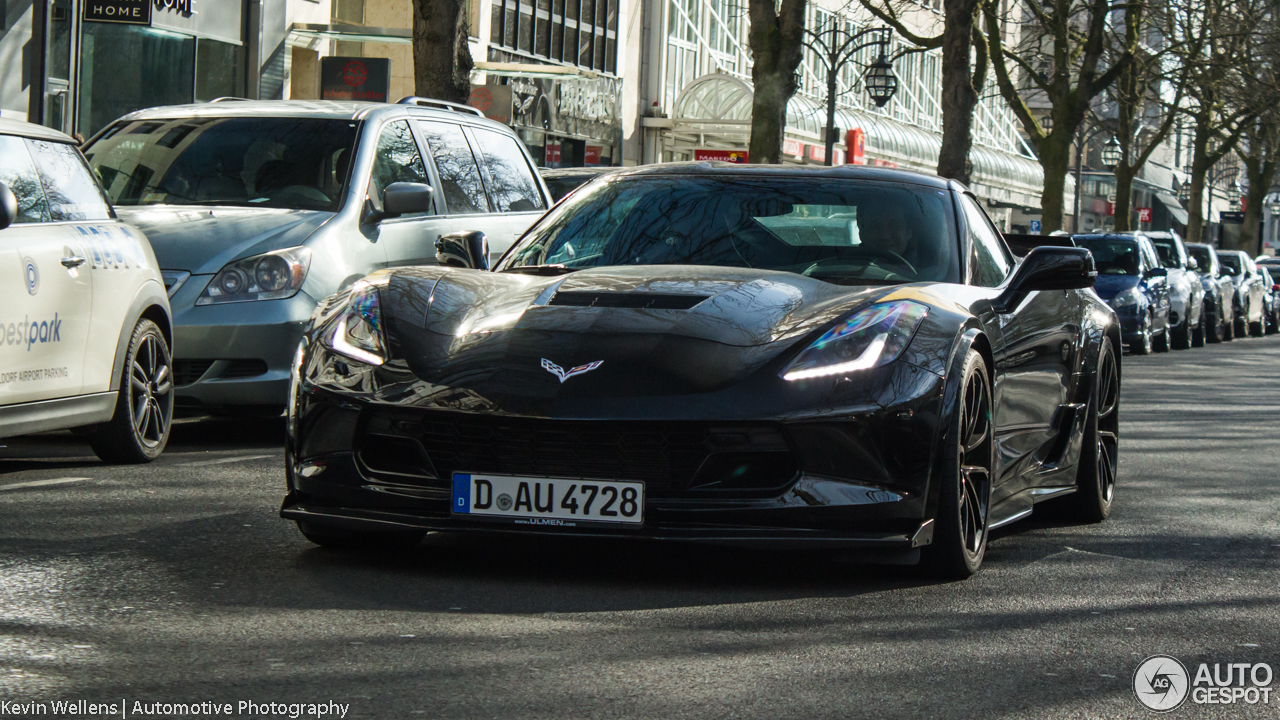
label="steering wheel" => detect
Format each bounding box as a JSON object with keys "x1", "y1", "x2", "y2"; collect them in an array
[{"x1": 802, "y1": 248, "x2": 917, "y2": 278}]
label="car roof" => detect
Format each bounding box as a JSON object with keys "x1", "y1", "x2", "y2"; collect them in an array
[
  {"x1": 539, "y1": 167, "x2": 624, "y2": 179},
  {"x1": 602, "y1": 161, "x2": 960, "y2": 190},
  {"x1": 111, "y1": 99, "x2": 514, "y2": 133},
  {"x1": 1074, "y1": 233, "x2": 1144, "y2": 242},
  {"x1": 0, "y1": 117, "x2": 77, "y2": 144}
]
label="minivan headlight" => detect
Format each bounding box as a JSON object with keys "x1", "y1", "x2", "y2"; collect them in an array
[
  {"x1": 781, "y1": 301, "x2": 927, "y2": 381},
  {"x1": 196, "y1": 247, "x2": 311, "y2": 305},
  {"x1": 323, "y1": 283, "x2": 386, "y2": 366}
]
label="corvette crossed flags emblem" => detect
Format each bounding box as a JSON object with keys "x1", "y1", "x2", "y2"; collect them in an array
[{"x1": 541, "y1": 358, "x2": 603, "y2": 383}]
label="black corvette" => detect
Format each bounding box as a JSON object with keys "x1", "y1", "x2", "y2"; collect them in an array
[{"x1": 281, "y1": 163, "x2": 1120, "y2": 578}]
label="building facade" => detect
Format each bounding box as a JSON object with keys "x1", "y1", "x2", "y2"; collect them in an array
[{"x1": 6, "y1": 0, "x2": 1059, "y2": 227}]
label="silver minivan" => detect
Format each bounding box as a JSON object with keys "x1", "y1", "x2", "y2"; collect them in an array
[{"x1": 82, "y1": 99, "x2": 551, "y2": 411}]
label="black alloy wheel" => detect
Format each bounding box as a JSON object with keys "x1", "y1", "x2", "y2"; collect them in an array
[
  {"x1": 922, "y1": 348, "x2": 993, "y2": 578},
  {"x1": 1065, "y1": 338, "x2": 1119, "y2": 522},
  {"x1": 90, "y1": 319, "x2": 173, "y2": 464},
  {"x1": 1173, "y1": 319, "x2": 1193, "y2": 350}
]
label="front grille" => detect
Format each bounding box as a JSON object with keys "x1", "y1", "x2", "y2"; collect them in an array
[
  {"x1": 174, "y1": 360, "x2": 215, "y2": 386},
  {"x1": 360, "y1": 411, "x2": 797, "y2": 497}
]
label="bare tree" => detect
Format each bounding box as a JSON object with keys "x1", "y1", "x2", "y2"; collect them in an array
[
  {"x1": 1239, "y1": 119, "x2": 1280, "y2": 252},
  {"x1": 412, "y1": 0, "x2": 474, "y2": 103},
  {"x1": 1110, "y1": 2, "x2": 1188, "y2": 231},
  {"x1": 983, "y1": 0, "x2": 1133, "y2": 232},
  {"x1": 748, "y1": 0, "x2": 809, "y2": 164},
  {"x1": 861, "y1": 0, "x2": 988, "y2": 183},
  {"x1": 1172, "y1": 0, "x2": 1262, "y2": 242}
]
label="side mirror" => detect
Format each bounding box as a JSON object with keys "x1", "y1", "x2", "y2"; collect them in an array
[
  {"x1": 0, "y1": 181, "x2": 16, "y2": 231},
  {"x1": 993, "y1": 246, "x2": 1096, "y2": 313},
  {"x1": 361, "y1": 181, "x2": 434, "y2": 225},
  {"x1": 1144, "y1": 267, "x2": 1168, "y2": 278},
  {"x1": 1187, "y1": 257, "x2": 1199, "y2": 271},
  {"x1": 383, "y1": 182, "x2": 434, "y2": 217},
  {"x1": 435, "y1": 230, "x2": 489, "y2": 270}
]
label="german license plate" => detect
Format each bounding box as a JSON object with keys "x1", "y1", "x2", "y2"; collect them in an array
[{"x1": 451, "y1": 473, "x2": 644, "y2": 526}]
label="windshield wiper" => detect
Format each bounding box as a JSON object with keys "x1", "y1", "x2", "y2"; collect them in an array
[{"x1": 502, "y1": 264, "x2": 581, "y2": 276}]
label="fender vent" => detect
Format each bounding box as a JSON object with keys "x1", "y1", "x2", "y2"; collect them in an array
[{"x1": 549, "y1": 291, "x2": 710, "y2": 309}]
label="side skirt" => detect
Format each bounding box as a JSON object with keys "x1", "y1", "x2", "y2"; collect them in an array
[{"x1": 0, "y1": 392, "x2": 118, "y2": 439}]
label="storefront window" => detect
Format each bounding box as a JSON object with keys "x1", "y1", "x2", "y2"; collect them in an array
[
  {"x1": 195, "y1": 39, "x2": 245, "y2": 101},
  {"x1": 79, "y1": 24, "x2": 194, "y2": 136}
]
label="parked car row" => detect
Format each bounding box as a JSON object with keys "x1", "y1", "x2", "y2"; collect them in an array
[{"x1": 1072, "y1": 231, "x2": 1280, "y2": 354}]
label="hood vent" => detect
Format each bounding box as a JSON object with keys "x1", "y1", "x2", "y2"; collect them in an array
[{"x1": 549, "y1": 291, "x2": 710, "y2": 310}]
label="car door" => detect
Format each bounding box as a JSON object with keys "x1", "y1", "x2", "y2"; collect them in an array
[
  {"x1": 963, "y1": 197, "x2": 1076, "y2": 502},
  {"x1": 26, "y1": 137, "x2": 154, "y2": 395},
  {"x1": 463, "y1": 124, "x2": 550, "y2": 261},
  {"x1": 1245, "y1": 255, "x2": 1265, "y2": 322},
  {"x1": 1139, "y1": 239, "x2": 1169, "y2": 332},
  {"x1": 362, "y1": 119, "x2": 439, "y2": 269},
  {"x1": 0, "y1": 135, "x2": 93, "y2": 406}
]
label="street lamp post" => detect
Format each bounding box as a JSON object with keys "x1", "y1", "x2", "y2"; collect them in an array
[
  {"x1": 805, "y1": 25, "x2": 898, "y2": 167},
  {"x1": 1072, "y1": 124, "x2": 1115, "y2": 234}
]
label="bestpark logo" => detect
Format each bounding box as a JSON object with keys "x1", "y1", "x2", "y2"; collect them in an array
[{"x1": 2, "y1": 314, "x2": 63, "y2": 351}]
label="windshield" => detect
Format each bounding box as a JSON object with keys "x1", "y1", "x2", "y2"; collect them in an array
[
  {"x1": 84, "y1": 117, "x2": 359, "y2": 211},
  {"x1": 1218, "y1": 252, "x2": 1242, "y2": 274},
  {"x1": 1075, "y1": 237, "x2": 1140, "y2": 276},
  {"x1": 497, "y1": 175, "x2": 960, "y2": 285},
  {"x1": 1149, "y1": 238, "x2": 1182, "y2": 269},
  {"x1": 1187, "y1": 245, "x2": 1214, "y2": 272}
]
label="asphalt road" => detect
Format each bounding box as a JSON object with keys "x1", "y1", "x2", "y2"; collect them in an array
[{"x1": 3, "y1": 336, "x2": 1280, "y2": 719}]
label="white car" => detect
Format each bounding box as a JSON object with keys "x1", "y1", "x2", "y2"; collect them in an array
[{"x1": 0, "y1": 119, "x2": 173, "y2": 463}]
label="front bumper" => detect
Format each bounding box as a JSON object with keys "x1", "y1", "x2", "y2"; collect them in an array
[
  {"x1": 281, "y1": 343, "x2": 948, "y2": 550},
  {"x1": 170, "y1": 275, "x2": 318, "y2": 408}
]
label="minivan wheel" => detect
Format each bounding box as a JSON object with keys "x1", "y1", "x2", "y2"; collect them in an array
[{"x1": 90, "y1": 319, "x2": 173, "y2": 464}]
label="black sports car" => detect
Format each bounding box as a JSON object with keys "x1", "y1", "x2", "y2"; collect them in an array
[{"x1": 281, "y1": 164, "x2": 1120, "y2": 578}]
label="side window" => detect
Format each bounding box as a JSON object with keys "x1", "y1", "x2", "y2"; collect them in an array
[
  {"x1": 26, "y1": 139, "x2": 111, "y2": 221},
  {"x1": 961, "y1": 196, "x2": 1011, "y2": 287},
  {"x1": 370, "y1": 121, "x2": 431, "y2": 216},
  {"x1": 415, "y1": 121, "x2": 490, "y2": 215},
  {"x1": 470, "y1": 127, "x2": 547, "y2": 213},
  {"x1": 0, "y1": 136, "x2": 51, "y2": 223}
]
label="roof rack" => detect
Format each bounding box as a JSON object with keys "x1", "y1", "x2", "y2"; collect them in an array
[
  {"x1": 396, "y1": 96, "x2": 484, "y2": 116},
  {"x1": 209, "y1": 97, "x2": 249, "y2": 102}
]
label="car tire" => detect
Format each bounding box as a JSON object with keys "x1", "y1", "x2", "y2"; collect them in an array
[
  {"x1": 1063, "y1": 338, "x2": 1118, "y2": 523},
  {"x1": 296, "y1": 521, "x2": 426, "y2": 551},
  {"x1": 920, "y1": 348, "x2": 992, "y2": 579},
  {"x1": 1130, "y1": 323, "x2": 1152, "y2": 355},
  {"x1": 89, "y1": 319, "x2": 173, "y2": 464},
  {"x1": 1191, "y1": 314, "x2": 1206, "y2": 347},
  {"x1": 1173, "y1": 321, "x2": 1192, "y2": 350},
  {"x1": 1224, "y1": 308, "x2": 1236, "y2": 341},
  {"x1": 1206, "y1": 305, "x2": 1224, "y2": 343},
  {"x1": 1251, "y1": 318, "x2": 1265, "y2": 337},
  {"x1": 1153, "y1": 326, "x2": 1170, "y2": 352},
  {"x1": 1235, "y1": 309, "x2": 1247, "y2": 338}
]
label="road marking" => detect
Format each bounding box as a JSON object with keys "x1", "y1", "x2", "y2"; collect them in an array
[
  {"x1": 176, "y1": 454, "x2": 275, "y2": 467},
  {"x1": 0, "y1": 477, "x2": 91, "y2": 492}
]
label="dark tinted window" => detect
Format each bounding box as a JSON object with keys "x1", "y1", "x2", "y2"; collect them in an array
[
  {"x1": 471, "y1": 127, "x2": 546, "y2": 212},
  {"x1": 84, "y1": 118, "x2": 358, "y2": 211},
  {"x1": 499, "y1": 176, "x2": 961, "y2": 284},
  {"x1": 416, "y1": 122, "x2": 489, "y2": 215},
  {"x1": 370, "y1": 121, "x2": 431, "y2": 216},
  {"x1": 0, "y1": 136, "x2": 51, "y2": 223},
  {"x1": 1187, "y1": 245, "x2": 1214, "y2": 271},
  {"x1": 1149, "y1": 237, "x2": 1183, "y2": 269},
  {"x1": 1218, "y1": 252, "x2": 1242, "y2": 274},
  {"x1": 1076, "y1": 237, "x2": 1141, "y2": 276},
  {"x1": 961, "y1": 195, "x2": 1011, "y2": 287},
  {"x1": 27, "y1": 140, "x2": 112, "y2": 221}
]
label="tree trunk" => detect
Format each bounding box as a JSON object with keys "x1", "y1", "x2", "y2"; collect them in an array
[
  {"x1": 937, "y1": 1, "x2": 978, "y2": 183},
  {"x1": 1241, "y1": 154, "x2": 1276, "y2": 254},
  {"x1": 1038, "y1": 135, "x2": 1072, "y2": 233},
  {"x1": 412, "y1": 0, "x2": 473, "y2": 104},
  {"x1": 747, "y1": 0, "x2": 806, "y2": 164},
  {"x1": 1113, "y1": 164, "x2": 1135, "y2": 232},
  {"x1": 1186, "y1": 117, "x2": 1211, "y2": 243}
]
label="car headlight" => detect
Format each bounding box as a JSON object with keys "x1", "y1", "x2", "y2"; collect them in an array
[
  {"x1": 781, "y1": 301, "x2": 927, "y2": 382},
  {"x1": 196, "y1": 247, "x2": 311, "y2": 305},
  {"x1": 1111, "y1": 288, "x2": 1142, "y2": 309},
  {"x1": 322, "y1": 283, "x2": 386, "y2": 366}
]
